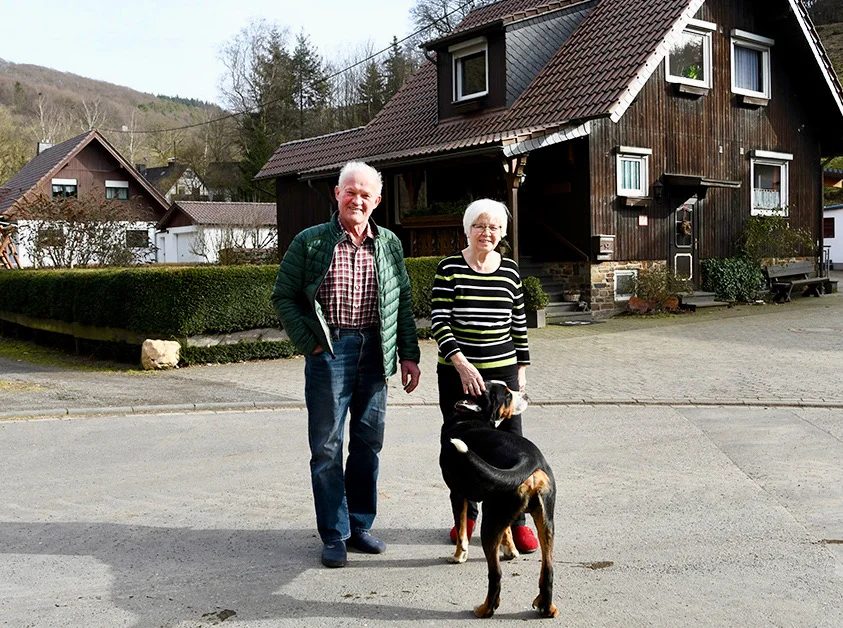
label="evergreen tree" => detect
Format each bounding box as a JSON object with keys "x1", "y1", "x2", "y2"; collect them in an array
[
  {"x1": 290, "y1": 31, "x2": 330, "y2": 139},
  {"x1": 358, "y1": 60, "x2": 385, "y2": 124},
  {"x1": 383, "y1": 36, "x2": 415, "y2": 101}
]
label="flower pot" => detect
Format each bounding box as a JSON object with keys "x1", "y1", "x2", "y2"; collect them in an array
[{"x1": 525, "y1": 308, "x2": 546, "y2": 329}]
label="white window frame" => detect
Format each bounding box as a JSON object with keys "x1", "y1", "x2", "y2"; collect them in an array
[
  {"x1": 750, "y1": 150, "x2": 792, "y2": 216},
  {"x1": 616, "y1": 146, "x2": 652, "y2": 198},
  {"x1": 105, "y1": 179, "x2": 129, "y2": 200},
  {"x1": 450, "y1": 37, "x2": 489, "y2": 102},
  {"x1": 614, "y1": 269, "x2": 638, "y2": 302},
  {"x1": 51, "y1": 177, "x2": 78, "y2": 198},
  {"x1": 665, "y1": 19, "x2": 715, "y2": 89},
  {"x1": 731, "y1": 30, "x2": 774, "y2": 99}
]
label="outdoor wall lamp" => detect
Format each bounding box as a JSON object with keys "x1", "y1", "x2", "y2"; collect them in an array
[{"x1": 653, "y1": 179, "x2": 664, "y2": 200}]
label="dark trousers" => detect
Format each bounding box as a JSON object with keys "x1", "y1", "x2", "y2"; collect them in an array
[{"x1": 437, "y1": 363, "x2": 526, "y2": 527}]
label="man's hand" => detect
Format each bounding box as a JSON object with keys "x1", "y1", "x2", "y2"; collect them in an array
[
  {"x1": 400, "y1": 360, "x2": 421, "y2": 393},
  {"x1": 311, "y1": 345, "x2": 325, "y2": 355}
]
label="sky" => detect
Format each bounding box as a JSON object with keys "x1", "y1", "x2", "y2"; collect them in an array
[{"x1": 0, "y1": 0, "x2": 418, "y2": 105}]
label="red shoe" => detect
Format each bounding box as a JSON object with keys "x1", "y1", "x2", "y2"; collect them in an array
[
  {"x1": 512, "y1": 525, "x2": 538, "y2": 553},
  {"x1": 449, "y1": 518, "x2": 476, "y2": 544}
]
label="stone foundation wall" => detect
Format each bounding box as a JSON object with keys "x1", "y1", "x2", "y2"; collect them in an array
[{"x1": 539, "y1": 259, "x2": 676, "y2": 315}]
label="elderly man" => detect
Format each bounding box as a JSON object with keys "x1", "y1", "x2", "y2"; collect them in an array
[{"x1": 271, "y1": 161, "x2": 421, "y2": 568}]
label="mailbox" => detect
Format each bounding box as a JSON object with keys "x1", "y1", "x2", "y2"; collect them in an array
[{"x1": 592, "y1": 234, "x2": 615, "y2": 261}]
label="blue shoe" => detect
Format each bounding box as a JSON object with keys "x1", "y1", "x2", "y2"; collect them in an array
[
  {"x1": 321, "y1": 540, "x2": 347, "y2": 568},
  {"x1": 348, "y1": 531, "x2": 386, "y2": 554}
]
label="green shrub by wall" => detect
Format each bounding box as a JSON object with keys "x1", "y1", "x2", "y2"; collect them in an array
[
  {"x1": 0, "y1": 265, "x2": 279, "y2": 338},
  {"x1": 180, "y1": 339, "x2": 297, "y2": 365},
  {"x1": 404, "y1": 256, "x2": 443, "y2": 319},
  {"x1": 701, "y1": 257, "x2": 764, "y2": 302}
]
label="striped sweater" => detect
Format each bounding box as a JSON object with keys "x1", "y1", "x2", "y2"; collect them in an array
[{"x1": 431, "y1": 253, "x2": 530, "y2": 369}]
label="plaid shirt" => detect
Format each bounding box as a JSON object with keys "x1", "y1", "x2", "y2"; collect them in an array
[{"x1": 316, "y1": 222, "x2": 379, "y2": 328}]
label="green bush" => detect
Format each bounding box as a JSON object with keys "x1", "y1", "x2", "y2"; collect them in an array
[
  {"x1": 522, "y1": 276, "x2": 550, "y2": 311},
  {"x1": 701, "y1": 257, "x2": 764, "y2": 302},
  {"x1": 741, "y1": 213, "x2": 814, "y2": 261},
  {"x1": 180, "y1": 339, "x2": 297, "y2": 365},
  {"x1": 404, "y1": 256, "x2": 443, "y2": 319},
  {"x1": 0, "y1": 265, "x2": 279, "y2": 338},
  {"x1": 633, "y1": 266, "x2": 692, "y2": 310}
]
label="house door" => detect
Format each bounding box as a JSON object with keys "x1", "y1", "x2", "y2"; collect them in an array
[{"x1": 669, "y1": 195, "x2": 699, "y2": 288}]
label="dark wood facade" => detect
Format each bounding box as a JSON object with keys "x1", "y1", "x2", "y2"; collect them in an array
[
  {"x1": 587, "y1": 0, "x2": 825, "y2": 279},
  {"x1": 268, "y1": 0, "x2": 840, "y2": 309},
  {"x1": 35, "y1": 142, "x2": 166, "y2": 220}
]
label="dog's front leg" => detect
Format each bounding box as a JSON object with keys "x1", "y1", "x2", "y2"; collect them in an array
[{"x1": 448, "y1": 496, "x2": 469, "y2": 564}]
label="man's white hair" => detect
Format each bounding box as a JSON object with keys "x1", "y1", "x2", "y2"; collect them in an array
[
  {"x1": 338, "y1": 161, "x2": 383, "y2": 195},
  {"x1": 462, "y1": 198, "x2": 510, "y2": 238}
]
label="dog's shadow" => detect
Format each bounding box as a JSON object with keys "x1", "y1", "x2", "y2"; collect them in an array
[{"x1": 0, "y1": 521, "x2": 503, "y2": 626}]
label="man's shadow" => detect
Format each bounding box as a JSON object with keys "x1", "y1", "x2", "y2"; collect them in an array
[{"x1": 1, "y1": 521, "x2": 531, "y2": 626}]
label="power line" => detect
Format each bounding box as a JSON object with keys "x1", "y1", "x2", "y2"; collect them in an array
[{"x1": 100, "y1": 0, "x2": 478, "y2": 136}]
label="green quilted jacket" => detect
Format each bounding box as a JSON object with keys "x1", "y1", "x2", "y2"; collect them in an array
[{"x1": 270, "y1": 213, "x2": 421, "y2": 377}]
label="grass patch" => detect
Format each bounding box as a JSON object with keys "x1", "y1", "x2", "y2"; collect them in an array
[{"x1": 0, "y1": 337, "x2": 140, "y2": 372}]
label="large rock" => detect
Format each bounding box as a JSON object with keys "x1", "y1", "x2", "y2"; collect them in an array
[{"x1": 141, "y1": 339, "x2": 181, "y2": 370}]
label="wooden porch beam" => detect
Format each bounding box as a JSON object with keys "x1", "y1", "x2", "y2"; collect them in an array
[{"x1": 502, "y1": 155, "x2": 528, "y2": 264}]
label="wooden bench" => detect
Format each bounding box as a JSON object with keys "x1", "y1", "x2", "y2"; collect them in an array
[{"x1": 763, "y1": 261, "x2": 826, "y2": 302}]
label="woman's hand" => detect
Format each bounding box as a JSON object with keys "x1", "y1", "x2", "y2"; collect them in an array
[
  {"x1": 517, "y1": 365, "x2": 527, "y2": 391},
  {"x1": 451, "y1": 352, "x2": 485, "y2": 396}
]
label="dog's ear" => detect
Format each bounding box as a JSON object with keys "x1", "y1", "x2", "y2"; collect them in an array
[
  {"x1": 484, "y1": 381, "x2": 513, "y2": 421},
  {"x1": 454, "y1": 399, "x2": 482, "y2": 413}
]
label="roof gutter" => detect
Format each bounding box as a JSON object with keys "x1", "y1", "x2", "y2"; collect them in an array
[
  {"x1": 297, "y1": 145, "x2": 504, "y2": 181},
  {"x1": 503, "y1": 121, "x2": 592, "y2": 157}
]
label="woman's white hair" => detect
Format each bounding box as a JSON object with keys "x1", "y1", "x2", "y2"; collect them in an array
[
  {"x1": 338, "y1": 161, "x2": 383, "y2": 195},
  {"x1": 462, "y1": 198, "x2": 510, "y2": 237}
]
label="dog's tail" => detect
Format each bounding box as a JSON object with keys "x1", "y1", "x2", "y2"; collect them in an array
[{"x1": 449, "y1": 438, "x2": 536, "y2": 493}]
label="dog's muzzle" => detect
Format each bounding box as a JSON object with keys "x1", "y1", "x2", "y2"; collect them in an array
[{"x1": 512, "y1": 390, "x2": 529, "y2": 415}]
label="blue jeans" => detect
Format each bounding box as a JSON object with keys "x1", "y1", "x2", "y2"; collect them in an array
[{"x1": 305, "y1": 327, "x2": 387, "y2": 543}]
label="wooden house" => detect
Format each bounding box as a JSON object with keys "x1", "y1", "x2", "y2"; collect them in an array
[
  {"x1": 0, "y1": 130, "x2": 169, "y2": 268},
  {"x1": 255, "y1": 0, "x2": 843, "y2": 314}
]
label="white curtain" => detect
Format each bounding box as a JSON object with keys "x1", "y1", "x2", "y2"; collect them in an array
[{"x1": 735, "y1": 45, "x2": 762, "y2": 92}]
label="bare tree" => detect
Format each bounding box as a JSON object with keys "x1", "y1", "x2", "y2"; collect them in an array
[
  {"x1": 13, "y1": 192, "x2": 156, "y2": 268},
  {"x1": 77, "y1": 97, "x2": 109, "y2": 131},
  {"x1": 409, "y1": 0, "x2": 493, "y2": 44},
  {"x1": 33, "y1": 92, "x2": 70, "y2": 144}
]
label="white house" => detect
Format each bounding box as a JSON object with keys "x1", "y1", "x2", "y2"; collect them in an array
[
  {"x1": 156, "y1": 201, "x2": 277, "y2": 264},
  {"x1": 825, "y1": 204, "x2": 842, "y2": 269}
]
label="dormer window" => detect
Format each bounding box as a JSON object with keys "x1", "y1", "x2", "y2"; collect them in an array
[
  {"x1": 731, "y1": 30, "x2": 774, "y2": 101},
  {"x1": 666, "y1": 19, "x2": 715, "y2": 89},
  {"x1": 450, "y1": 37, "x2": 488, "y2": 102}
]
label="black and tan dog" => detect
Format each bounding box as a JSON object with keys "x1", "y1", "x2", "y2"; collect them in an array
[{"x1": 440, "y1": 381, "x2": 557, "y2": 619}]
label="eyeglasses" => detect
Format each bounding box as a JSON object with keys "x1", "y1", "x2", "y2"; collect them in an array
[{"x1": 471, "y1": 224, "x2": 502, "y2": 234}]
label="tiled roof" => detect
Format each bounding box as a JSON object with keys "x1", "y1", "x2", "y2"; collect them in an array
[
  {"x1": 158, "y1": 201, "x2": 276, "y2": 229},
  {"x1": 0, "y1": 129, "x2": 170, "y2": 218},
  {"x1": 255, "y1": 0, "x2": 842, "y2": 181},
  {"x1": 0, "y1": 131, "x2": 91, "y2": 215},
  {"x1": 508, "y1": 0, "x2": 691, "y2": 127},
  {"x1": 428, "y1": 0, "x2": 577, "y2": 42}
]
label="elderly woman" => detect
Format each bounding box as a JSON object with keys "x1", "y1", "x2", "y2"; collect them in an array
[{"x1": 430, "y1": 198, "x2": 538, "y2": 553}]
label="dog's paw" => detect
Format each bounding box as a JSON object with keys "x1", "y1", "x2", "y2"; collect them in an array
[
  {"x1": 501, "y1": 546, "x2": 519, "y2": 560},
  {"x1": 474, "y1": 597, "x2": 499, "y2": 618},
  {"x1": 449, "y1": 438, "x2": 468, "y2": 453},
  {"x1": 448, "y1": 550, "x2": 468, "y2": 564},
  {"x1": 532, "y1": 595, "x2": 559, "y2": 618}
]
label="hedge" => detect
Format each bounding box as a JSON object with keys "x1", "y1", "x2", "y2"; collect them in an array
[
  {"x1": 0, "y1": 258, "x2": 443, "y2": 364},
  {"x1": 0, "y1": 265, "x2": 279, "y2": 338}
]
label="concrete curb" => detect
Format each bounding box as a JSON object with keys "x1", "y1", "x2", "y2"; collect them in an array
[{"x1": 3, "y1": 397, "x2": 843, "y2": 421}]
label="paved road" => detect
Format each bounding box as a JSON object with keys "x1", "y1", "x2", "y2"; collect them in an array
[
  {"x1": 1, "y1": 404, "x2": 841, "y2": 627},
  {"x1": 1, "y1": 284, "x2": 842, "y2": 626}
]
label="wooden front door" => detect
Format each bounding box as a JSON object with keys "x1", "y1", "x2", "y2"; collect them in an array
[{"x1": 669, "y1": 195, "x2": 699, "y2": 287}]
